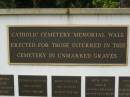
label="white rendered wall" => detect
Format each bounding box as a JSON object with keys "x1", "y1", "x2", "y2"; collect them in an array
[{"x1": 0, "y1": 14, "x2": 130, "y2": 97}]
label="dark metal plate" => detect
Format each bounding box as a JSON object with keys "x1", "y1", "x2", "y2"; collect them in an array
[
  {"x1": 18, "y1": 75, "x2": 47, "y2": 96},
  {"x1": 0, "y1": 75, "x2": 14, "y2": 96},
  {"x1": 119, "y1": 77, "x2": 130, "y2": 97},
  {"x1": 9, "y1": 26, "x2": 128, "y2": 65},
  {"x1": 85, "y1": 77, "x2": 115, "y2": 97},
  {"x1": 52, "y1": 76, "x2": 81, "y2": 97}
]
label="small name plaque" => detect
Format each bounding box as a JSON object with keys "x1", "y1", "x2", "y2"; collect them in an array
[
  {"x1": 0, "y1": 75, "x2": 14, "y2": 96},
  {"x1": 9, "y1": 26, "x2": 128, "y2": 65},
  {"x1": 85, "y1": 77, "x2": 115, "y2": 97},
  {"x1": 52, "y1": 76, "x2": 81, "y2": 97},
  {"x1": 119, "y1": 77, "x2": 130, "y2": 97},
  {"x1": 18, "y1": 75, "x2": 47, "y2": 96}
]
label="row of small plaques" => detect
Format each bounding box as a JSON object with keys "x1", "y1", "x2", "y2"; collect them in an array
[{"x1": 0, "y1": 75, "x2": 130, "y2": 97}]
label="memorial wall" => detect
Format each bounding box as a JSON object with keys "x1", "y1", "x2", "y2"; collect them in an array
[{"x1": 0, "y1": 8, "x2": 130, "y2": 97}]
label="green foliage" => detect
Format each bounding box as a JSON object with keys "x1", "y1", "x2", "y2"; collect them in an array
[
  {"x1": 56, "y1": 0, "x2": 83, "y2": 8},
  {"x1": 0, "y1": 0, "x2": 15, "y2": 8},
  {"x1": 55, "y1": 0, "x2": 93, "y2": 8},
  {"x1": 0, "y1": 0, "x2": 122, "y2": 8},
  {"x1": 92, "y1": 0, "x2": 119, "y2": 8}
]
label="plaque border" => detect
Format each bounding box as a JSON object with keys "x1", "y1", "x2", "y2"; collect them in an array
[{"x1": 8, "y1": 25, "x2": 128, "y2": 66}]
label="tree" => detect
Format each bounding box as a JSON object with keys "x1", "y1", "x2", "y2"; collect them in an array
[
  {"x1": 0, "y1": 0, "x2": 15, "y2": 8},
  {"x1": 92, "y1": 0, "x2": 119, "y2": 8},
  {"x1": 120, "y1": 0, "x2": 130, "y2": 7},
  {"x1": 15, "y1": 0, "x2": 33, "y2": 8},
  {"x1": 56, "y1": 0, "x2": 92, "y2": 8},
  {"x1": 1, "y1": 0, "x2": 128, "y2": 8}
]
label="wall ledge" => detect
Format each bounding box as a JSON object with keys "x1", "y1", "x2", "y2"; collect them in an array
[{"x1": 0, "y1": 8, "x2": 130, "y2": 15}]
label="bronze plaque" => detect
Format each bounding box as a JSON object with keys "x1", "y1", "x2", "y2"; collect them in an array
[
  {"x1": 18, "y1": 75, "x2": 47, "y2": 96},
  {"x1": 119, "y1": 77, "x2": 130, "y2": 97},
  {"x1": 52, "y1": 76, "x2": 81, "y2": 97},
  {"x1": 0, "y1": 75, "x2": 14, "y2": 96},
  {"x1": 85, "y1": 77, "x2": 115, "y2": 97},
  {"x1": 9, "y1": 26, "x2": 128, "y2": 65}
]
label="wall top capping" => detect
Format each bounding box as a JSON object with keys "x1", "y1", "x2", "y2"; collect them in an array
[{"x1": 0, "y1": 8, "x2": 130, "y2": 15}]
